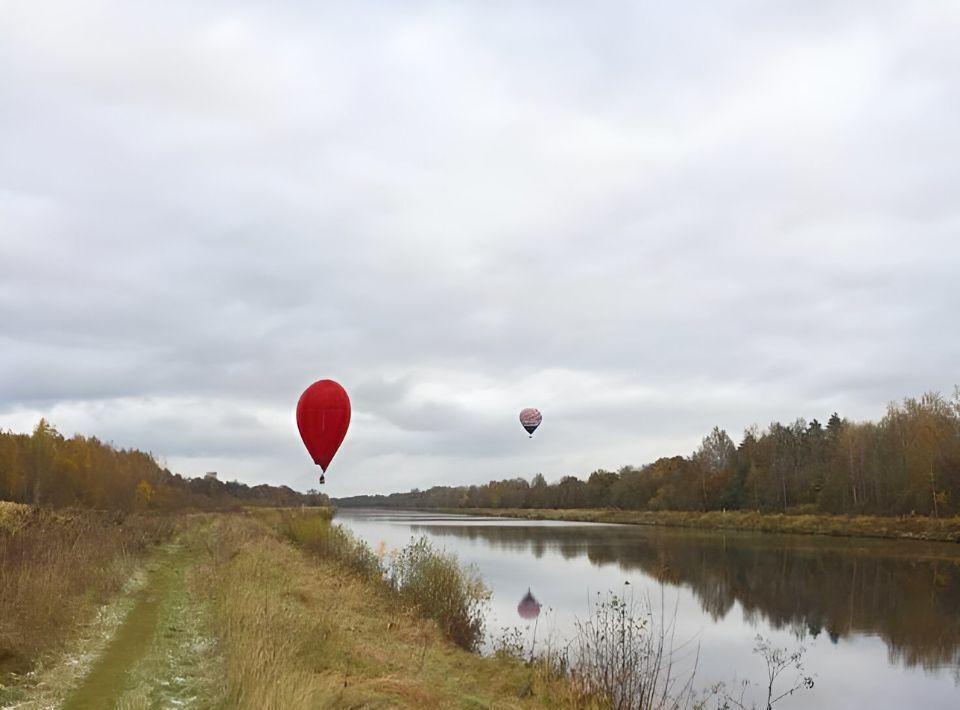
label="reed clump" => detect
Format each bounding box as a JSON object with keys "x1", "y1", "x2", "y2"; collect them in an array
[
  {"x1": 491, "y1": 593, "x2": 698, "y2": 710},
  {"x1": 569, "y1": 592, "x2": 698, "y2": 710},
  {"x1": 499, "y1": 591, "x2": 815, "y2": 710},
  {"x1": 497, "y1": 593, "x2": 705, "y2": 710}
]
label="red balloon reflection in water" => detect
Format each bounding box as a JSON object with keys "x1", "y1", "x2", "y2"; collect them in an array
[
  {"x1": 517, "y1": 589, "x2": 541, "y2": 620},
  {"x1": 296, "y1": 379, "x2": 351, "y2": 478}
]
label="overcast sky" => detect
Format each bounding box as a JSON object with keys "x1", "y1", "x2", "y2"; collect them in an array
[{"x1": 1, "y1": 1, "x2": 958, "y2": 496}]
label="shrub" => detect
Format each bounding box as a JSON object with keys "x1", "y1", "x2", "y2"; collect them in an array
[{"x1": 386, "y1": 537, "x2": 491, "y2": 652}]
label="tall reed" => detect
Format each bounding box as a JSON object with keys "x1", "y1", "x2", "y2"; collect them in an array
[
  {"x1": 569, "y1": 592, "x2": 698, "y2": 710},
  {"x1": 195, "y1": 515, "x2": 340, "y2": 709}
]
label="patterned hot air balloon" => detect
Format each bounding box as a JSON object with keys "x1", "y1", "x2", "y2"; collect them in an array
[
  {"x1": 519, "y1": 408, "x2": 542, "y2": 438},
  {"x1": 296, "y1": 379, "x2": 351, "y2": 485}
]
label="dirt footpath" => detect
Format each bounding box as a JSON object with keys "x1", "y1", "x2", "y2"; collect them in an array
[{"x1": 5, "y1": 542, "x2": 220, "y2": 710}]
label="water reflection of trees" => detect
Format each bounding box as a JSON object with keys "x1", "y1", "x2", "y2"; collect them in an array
[{"x1": 412, "y1": 523, "x2": 960, "y2": 671}]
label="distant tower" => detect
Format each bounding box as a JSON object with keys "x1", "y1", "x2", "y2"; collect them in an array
[{"x1": 204, "y1": 471, "x2": 218, "y2": 480}]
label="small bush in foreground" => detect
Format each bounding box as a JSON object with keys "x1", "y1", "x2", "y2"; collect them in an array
[{"x1": 386, "y1": 536, "x2": 491, "y2": 652}]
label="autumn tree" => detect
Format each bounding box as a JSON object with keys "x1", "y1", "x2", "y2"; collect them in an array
[{"x1": 694, "y1": 426, "x2": 737, "y2": 510}]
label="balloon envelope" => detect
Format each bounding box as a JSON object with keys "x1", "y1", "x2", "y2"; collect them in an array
[
  {"x1": 519, "y1": 408, "x2": 542, "y2": 436},
  {"x1": 296, "y1": 379, "x2": 351, "y2": 472},
  {"x1": 517, "y1": 589, "x2": 541, "y2": 620}
]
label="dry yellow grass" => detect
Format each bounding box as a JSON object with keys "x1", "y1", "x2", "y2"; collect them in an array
[
  {"x1": 194, "y1": 512, "x2": 584, "y2": 709},
  {"x1": 0, "y1": 501, "x2": 30, "y2": 532},
  {"x1": 3, "y1": 510, "x2": 595, "y2": 709},
  {"x1": 0, "y1": 507, "x2": 174, "y2": 681}
]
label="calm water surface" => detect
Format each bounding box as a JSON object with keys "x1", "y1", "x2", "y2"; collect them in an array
[{"x1": 336, "y1": 509, "x2": 960, "y2": 709}]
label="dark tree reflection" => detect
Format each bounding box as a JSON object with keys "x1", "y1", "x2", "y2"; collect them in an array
[{"x1": 412, "y1": 522, "x2": 960, "y2": 671}]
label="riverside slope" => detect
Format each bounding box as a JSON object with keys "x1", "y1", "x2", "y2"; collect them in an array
[{"x1": 442, "y1": 507, "x2": 960, "y2": 543}]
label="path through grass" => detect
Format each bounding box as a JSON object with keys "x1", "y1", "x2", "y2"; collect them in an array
[
  {"x1": 4, "y1": 537, "x2": 220, "y2": 710},
  {"x1": 60, "y1": 542, "x2": 219, "y2": 710},
  {"x1": 4, "y1": 512, "x2": 583, "y2": 709}
]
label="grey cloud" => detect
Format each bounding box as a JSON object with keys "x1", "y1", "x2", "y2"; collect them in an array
[{"x1": 1, "y1": 1, "x2": 959, "y2": 495}]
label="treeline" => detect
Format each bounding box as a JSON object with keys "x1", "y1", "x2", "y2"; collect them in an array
[
  {"x1": 0, "y1": 420, "x2": 329, "y2": 511},
  {"x1": 337, "y1": 390, "x2": 960, "y2": 517}
]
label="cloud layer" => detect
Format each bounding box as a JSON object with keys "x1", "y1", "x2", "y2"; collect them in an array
[{"x1": 2, "y1": 1, "x2": 958, "y2": 494}]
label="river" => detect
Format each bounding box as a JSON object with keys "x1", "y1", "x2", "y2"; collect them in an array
[{"x1": 335, "y1": 508, "x2": 960, "y2": 709}]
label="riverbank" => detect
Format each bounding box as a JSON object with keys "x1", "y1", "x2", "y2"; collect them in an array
[
  {"x1": 446, "y1": 507, "x2": 960, "y2": 543},
  {"x1": 1, "y1": 507, "x2": 579, "y2": 709}
]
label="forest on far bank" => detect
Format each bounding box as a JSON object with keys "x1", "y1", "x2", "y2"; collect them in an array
[
  {"x1": 0, "y1": 420, "x2": 329, "y2": 511},
  {"x1": 337, "y1": 389, "x2": 960, "y2": 518}
]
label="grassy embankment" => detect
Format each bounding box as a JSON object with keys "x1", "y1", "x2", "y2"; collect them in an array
[
  {"x1": 209, "y1": 509, "x2": 585, "y2": 709},
  {"x1": 451, "y1": 507, "x2": 960, "y2": 542},
  {"x1": 1, "y1": 504, "x2": 590, "y2": 709}
]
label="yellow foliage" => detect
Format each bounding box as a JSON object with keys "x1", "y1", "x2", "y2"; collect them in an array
[{"x1": 135, "y1": 480, "x2": 156, "y2": 507}]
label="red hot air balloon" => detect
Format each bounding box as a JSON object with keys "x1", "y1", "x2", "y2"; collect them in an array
[
  {"x1": 519, "y1": 408, "x2": 542, "y2": 438},
  {"x1": 517, "y1": 589, "x2": 541, "y2": 620},
  {"x1": 296, "y1": 379, "x2": 351, "y2": 484}
]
